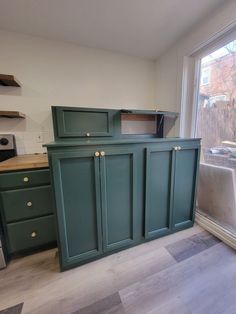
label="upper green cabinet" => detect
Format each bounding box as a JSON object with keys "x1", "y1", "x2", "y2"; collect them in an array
[
  {"x1": 50, "y1": 147, "x2": 137, "y2": 270},
  {"x1": 52, "y1": 106, "x2": 114, "y2": 139}
]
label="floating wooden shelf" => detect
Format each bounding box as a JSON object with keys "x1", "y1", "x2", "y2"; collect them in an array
[
  {"x1": 0, "y1": 74, "x2": 21, "y2": 87},
  {"x1": 0, "y1": 111, "x2": 25, "y2": 118}
]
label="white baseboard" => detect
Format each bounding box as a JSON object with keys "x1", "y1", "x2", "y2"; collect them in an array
[{"x1": 195, "y1": 211, "x2": 236, "y2": 250}]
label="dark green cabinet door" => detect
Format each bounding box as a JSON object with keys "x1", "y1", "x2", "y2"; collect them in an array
[
  {"x1": 100, "y1": 149, "x2": 137, "y2": 252},
  {"x1": 54, "y1": 107, "x2": 113, "y2": 138},
  {"x1": 172, "y1": 146, "x2": 200, "y2": 230},
  {"x1": 51, "y1": 150, "x2": 103, "y2": 270},
  {"x1": 145, "y1": 146, "x2": 174, "y2": 239}
]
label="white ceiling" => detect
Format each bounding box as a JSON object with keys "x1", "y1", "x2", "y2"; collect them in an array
[{"x1": 0, "y1": 0, "x2": 226, "y2": 60}]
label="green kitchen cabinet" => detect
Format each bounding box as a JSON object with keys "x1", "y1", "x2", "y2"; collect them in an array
[
  {"x1": 51, "y1": 150, "x2": 103, "y2": 268},
  {"x1": 50, "y1": 148, "x2": 137, "y2": 270},
  {"x1": 145, "y1": 142, "x2": 200, "y2": 240},
  {"x1": 0, "y1": 168, "x2": 56, "y2": 255},
  {"x1": 145, "y1": 145, "x2": 174, "y2": 239},
  {"x1": 46, "y1": 106, "x2": 201, "y2": 271},
  {"x1": 52, "y1": 106, "x2": 115, "y2": 139},
  {"x1": 172, "y1": 144, "x2": 200, "y2": 231},
  {"x1": 100, "y1": 148, "x2": 137, "y2": 252}
]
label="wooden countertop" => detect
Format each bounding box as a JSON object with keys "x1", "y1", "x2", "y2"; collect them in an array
[{"x1": 0, "y1": 154, "x2": 49, "y2": 172}]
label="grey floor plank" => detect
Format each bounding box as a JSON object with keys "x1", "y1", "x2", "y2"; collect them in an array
[
  {"x1": 120, "y1": 243, "x2": 236, "y2": 314},
  {"x1": 0, "y1": 303, "x2": 23, "y2": 314},
  {"x1": 73, "y1": 293, "x2": 124, "y2": 314},
  {"x1": 166, "y1": 231, "x2": 220, "y2": 262}
]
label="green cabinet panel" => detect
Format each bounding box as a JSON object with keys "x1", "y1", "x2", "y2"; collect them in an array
[
  {"x1": 0, "y1": 168, "x2": 50, "y2": 190},
  {"x1": 53, "y1": 106, "x2": 114, "y2": 138},
  {"x1": 100, "y1": 149, "x2": 137, "y2": 252},
  {"x1": 172, "y1": 147, "x2": 199, "y2": 230},
  {"x1": 7, "y1": 215, "x2": 56, "y2": 253},
  {"x1": 145, "y1": 147, "x2": 173, "y2": 239},
  {"x1": 51, "y1": 151, "x2": 103, "y2": 269},
  {"x1": 2, "y1": 186, "x2": 53, "y2": 223}
]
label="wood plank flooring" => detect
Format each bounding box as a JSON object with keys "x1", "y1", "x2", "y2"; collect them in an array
[{"x1": 0, "y1": 225, "x2": 236, "y2": 314}]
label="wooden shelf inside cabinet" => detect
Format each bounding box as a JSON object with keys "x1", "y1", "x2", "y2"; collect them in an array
[
  {"x1": 0, "y1": 74, "x2": 21, "y2": 87},
  {"x1": 0, "y1": 111, "x2": 25, "y2": 119}
]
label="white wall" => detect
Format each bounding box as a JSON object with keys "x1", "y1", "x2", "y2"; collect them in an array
[
  {"x1": 0, "y1": 30, "x2": 156, "y2": 154},
  {"x1": 155, "y1": 0, "x2": 236, "y2": 136}
]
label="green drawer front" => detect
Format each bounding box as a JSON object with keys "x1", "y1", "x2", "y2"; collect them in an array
[
  {"x1": 7, "y1": 215, "x2": 56, "y2": 253},
  {"x1": 2, "y1": 186, "x2": 53, "y2": 223},
  {"x1": 0, "y1": 168, "x2": 50, "y2": 190}
]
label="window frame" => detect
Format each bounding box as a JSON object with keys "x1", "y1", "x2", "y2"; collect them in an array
[{"x1": 180, "y1": 22, "x2": 236, "y2": 138}]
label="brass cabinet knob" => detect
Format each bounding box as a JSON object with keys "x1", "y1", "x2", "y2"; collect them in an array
[
  {"x1": 95, "y1": 151, "x2": 100, "y2": 157},
  {"x1": 27, "y1": 201, "x2": 33, "y2": 207},
  {"x1": 100, "y1": 151, "x2": 105, "y2": 156},
  {"x1": 31, "y1": 231, "x2": 37, "y2": 238},
  {"x1": 23, "y1": 177, "x2": 29, "y2": 182},
  {"x1": 86, "y1": 133, "x2": 90, "y2": 137}
]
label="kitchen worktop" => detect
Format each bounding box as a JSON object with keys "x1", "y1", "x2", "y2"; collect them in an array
[{"x1": 0, "y1": 154, "x2": 48, "y2": 172}]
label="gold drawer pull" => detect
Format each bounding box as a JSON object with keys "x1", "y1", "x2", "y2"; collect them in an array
[
  {"x1": 31, "y1": 231, "x2": 37, "y2": 238},
  {"x1": 95, "y1": 151, "x2": 100, "y2": 157},
  {"x1": 23, "y1": 177, "x2": 29, "y2": 182},
  {"x1": 27, "y1": 201, "x2": 33, "y2": 207},
  {"x1": 100, "y1": 151, "x2": 105, "y2": 156}
]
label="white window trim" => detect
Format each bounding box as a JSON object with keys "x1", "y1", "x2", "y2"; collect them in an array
[{"x1": 180, "y1": 21, "x2": 236, "y2": 138}]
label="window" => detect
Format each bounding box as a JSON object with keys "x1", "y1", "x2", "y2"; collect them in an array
[
  {"x1": 195, "y1": 39, "x2": 236, "y2": 171},
  {"x1": 200, "y1": 67, "x2": 211, "y2": 86}
]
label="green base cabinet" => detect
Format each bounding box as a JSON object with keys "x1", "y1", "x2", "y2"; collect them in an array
[
  {"x1": 172, "y1": 145, "x2": 200, "y2": 230},
  {"x1": 99, "y1": 148, "x2": 137, "y2": 252},
  {"x1": 145, "y1": 145, "x2": 173, "y2": 239},
  {"x1": 145, "y1": 142, "x2": 200, "y2": 240},
  {"x1": 48, "y1": 139, "x2": 200, "y2": 271},
  {"x1": 0, "y1": 168, "x2": 56, "y2": 255},
  {"x1": 51, "y1": 150, "x2": 103, "y2": 268},
  {"x1": 50, "y1": 148, "x2": 138, "y2": 270}
]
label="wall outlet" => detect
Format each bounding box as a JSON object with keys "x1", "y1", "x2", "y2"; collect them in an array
[{"x1": 36, "y1": 133, "x2": 43, "y2": 143}]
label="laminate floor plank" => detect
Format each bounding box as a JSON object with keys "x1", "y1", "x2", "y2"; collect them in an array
[
  {"x1": 0, "y1": 225, "x2": 227, "y2": 314},
  {"x1": 166, "y1": 230, "x2": 220, "y2": 262},
  {"x1": 120, "y1": 243, "x2": 236, "y2": 314}
]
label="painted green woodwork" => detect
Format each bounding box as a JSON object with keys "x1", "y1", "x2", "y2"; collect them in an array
[
  {"x1": 47, "y1": 139, "x2": 200, "y2": 271},
  {"x1": 172, "y1": 146, "x2": 200, "y2": 230},
  {"x1": 0, "y1": 168, "x2": 50, "y2": 190},
  {"x1": 145, "y1": 143, "x2": 200, "y2": 240},
  {"x1": 2, "y1": 186, "x2": 53, "y2": 223},
  {"x1": 51, "y1": 106, "x2": 179, "y2": 140},
  {"x1": 100, "y1": 149, "x2": 137, "y2": 252},
  {"x1": 53, "y1": 106, "x2": 114, "y2": 138},
  {"x1": 46, "y1": 105, "x2": 200, "y2": 271},
  {"x1": 50, "y1": 148, "x2": 138, "y2": 269},
  {"x1": 0, "y1": 168, "x2": 56, "y2": 256},
  {"x1": 145, "y1": 146, "x2": 173, "y2": 239},
  {"x1": 7, "y1": 215, "x2": 55, "y2": 253},
  {"x1": 51, "y1": 150, "x2": 103, "y2": 268}
]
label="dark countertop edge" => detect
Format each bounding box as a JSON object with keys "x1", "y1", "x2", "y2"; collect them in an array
[{"x1": 44, "y1": 137, "x2": 201, "y2": 148}]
